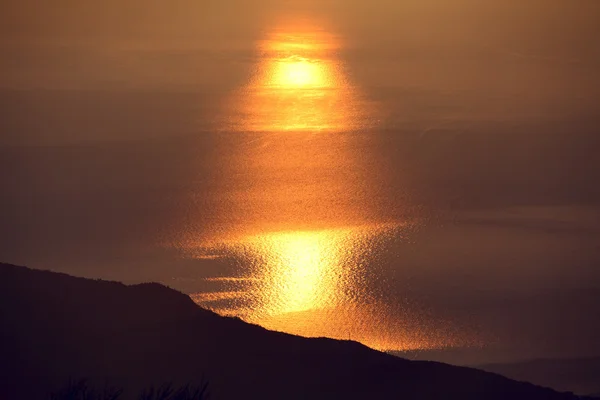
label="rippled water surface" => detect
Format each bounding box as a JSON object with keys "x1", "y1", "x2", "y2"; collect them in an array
[
  {"x1": 172, "y1": 17, "x2": 462, "y2": 349},
  {"x1": 2, "y1": 0, "x2": 600, "y2": 361}
]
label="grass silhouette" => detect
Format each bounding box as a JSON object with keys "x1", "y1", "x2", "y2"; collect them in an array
[{"x1": 49, "y1": 380, "x2": 209, "y2": 400}]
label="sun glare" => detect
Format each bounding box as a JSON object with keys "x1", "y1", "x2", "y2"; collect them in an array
[
  {"x1": 247, "y1": 230, "x2": 344, "y2": 315},
  {"x1": 186, "y1": 224, "x2": 474, "y2": 351},
  {"x1": 272, "y1": 57, "x2": 326, "y2": 88},
  {"x1": 227, "y1": 20, "x2": 368, "y2": 132}
]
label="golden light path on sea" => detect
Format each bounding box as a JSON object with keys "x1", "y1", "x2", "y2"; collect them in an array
[
  {"x1": 225, "y1": 18, "x2": 368, "y2": 133},
  {"x1": 175, "y1": 17, "x2": 478, "y2": 352},
  {"x1": 185, "y1": 224, "x2": 475, "y2": 351}
]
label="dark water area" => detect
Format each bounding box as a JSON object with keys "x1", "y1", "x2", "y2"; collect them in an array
[{"x1": 1, "y1": 0, "x2": 599, "y2": 362}]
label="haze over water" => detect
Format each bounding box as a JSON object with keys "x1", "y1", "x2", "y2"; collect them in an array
[
  {"x1": 1, "y1": 0, "x2": 600, "y2": 363},
  {"x1": 174, "y1": 16, "x2": 460, "y2": 350}
]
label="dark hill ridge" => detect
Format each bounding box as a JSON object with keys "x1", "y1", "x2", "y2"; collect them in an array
[{"x1": 0, "y1": 263, "x2": 589, "y2": 399}]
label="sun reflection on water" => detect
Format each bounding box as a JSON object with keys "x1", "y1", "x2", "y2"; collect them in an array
[
  {"x1": 252, "y1": 230, "x2": 339, "y2": 314},
  {"x1": 237, "y1": 228, "x2": 363, "y2": 316},
  {"x1": 226, "y1": 20, "x2": 370, "y2": 132},
  {"x1": 185, "y1": 225, "x2": 383, "y2": 319},
  {"x1": 272, "y1": 57, "x2": 326, "y2": 88},
  {"x1": 178, "y1": 18, "x2": 478, "y2": 351},
  {"x1": 187, "y1": 224, "x2": 476, "y2": 351}
]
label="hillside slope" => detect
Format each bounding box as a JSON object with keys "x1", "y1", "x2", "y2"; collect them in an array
[{"x1": 0, "y1": 263, "x2": 588, "y2": 399}]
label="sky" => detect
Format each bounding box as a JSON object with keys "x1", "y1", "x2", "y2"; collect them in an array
[{"x1": 1, "y1": 0, "x2": 599, "y2": 363}]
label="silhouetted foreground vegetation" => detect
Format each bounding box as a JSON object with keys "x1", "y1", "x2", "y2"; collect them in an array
[
  {"x1": 49, "y1": 380, "x2": 123, "y2": 400},
  {"x1": 49, "y1": 380, "x2": 209, "y2": 400}
]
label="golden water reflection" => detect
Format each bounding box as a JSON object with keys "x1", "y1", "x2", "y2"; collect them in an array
[
  {"x1": 227, "y1": 20, "x2": 371, "y2": 132},
  {"x1": 188, "y1": 226, "x2": 375, "y2": 317},
  {"x1": 181, "y1": 19, "x2": 476, "y2": 351},
  {"x1": 187, "y1": 225, "x2": 475, "y2": 351},
  {"x1": 247, "y1": 230, "x2": 345, "y2": 315}
]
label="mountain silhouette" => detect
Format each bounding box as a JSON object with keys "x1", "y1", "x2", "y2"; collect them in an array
[{"x1": 0, "y1": 262, "x2": 590, "y2": 399}]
